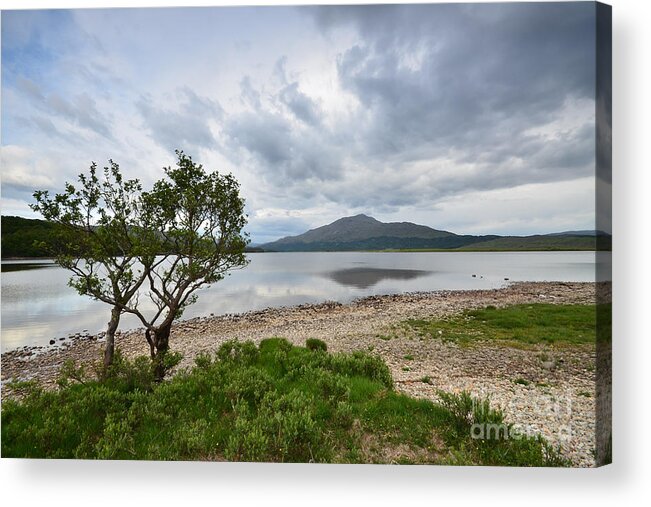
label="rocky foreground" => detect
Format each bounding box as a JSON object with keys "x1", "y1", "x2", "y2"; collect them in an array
[{"x1": 2, "y1": 282, "x2": 599, "y2": 466}]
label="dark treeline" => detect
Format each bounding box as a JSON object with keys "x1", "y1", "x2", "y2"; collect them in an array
[
  {"x1": 2, "y1": 216, "x2": 60, "y2": 258},
  {"x1": 1, "y1": 216, "x2": 265, "y2": 259}
]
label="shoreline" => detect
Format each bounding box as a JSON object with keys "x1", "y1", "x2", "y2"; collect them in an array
[
  {"x1": 1, "y1": 248, "x2": 605, "y2": 260},
  {"x1": 1, "y1": 281, "x2": 600, "y2": 466},
  {"x1": 1, "y1": 279, "x2": 583, "y2": 357}
]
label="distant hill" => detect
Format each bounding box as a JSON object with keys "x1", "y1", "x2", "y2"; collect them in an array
[
  {"x1": 1, "y1": 216, "x2": 58, "y2": 258},
  {"x1": 544, "y1": 230, "x2": 610, "y2": 237},
  {"x1": 456, "y1": 235, "x2": 605, "y2": 251},
  {"x1": 1, "y1": 215, "x2": 264, "y2": 258},
  {"x1": 260, "y1": 214, "x2": 610, "y2": 252}
]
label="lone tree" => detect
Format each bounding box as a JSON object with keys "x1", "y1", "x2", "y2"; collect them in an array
[
  {"x1": 126, "y1": 150, "x2": 249, "y2": 378},
  {"x1": 31, "y1": 162, "x2": 147, "y2": 369},
  {"x1": 31, "y1": 152, "x2": 249, "y2": 379}
]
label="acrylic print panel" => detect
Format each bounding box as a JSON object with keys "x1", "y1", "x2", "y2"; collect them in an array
[{"x1": 0, "y1": 2, "x2": 611, "y2": 467}]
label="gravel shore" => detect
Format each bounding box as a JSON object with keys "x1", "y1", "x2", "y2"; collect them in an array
[{"x1": 1, "y1": 281, "x2": 599, "y2": 466}]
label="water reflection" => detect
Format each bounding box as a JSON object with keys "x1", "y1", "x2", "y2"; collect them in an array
[
  {"x1": 1, "y1": 262, "x2": 56, "y2": 273},
  {"x1": 325, "y1": 267, "x2": 431, "y2": 289},
  {"x1": 1, "y1": 251, "x2": 598, "y2": 352}
]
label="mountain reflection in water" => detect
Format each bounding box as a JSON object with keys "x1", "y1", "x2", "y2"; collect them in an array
[{"x1": 324, "y1": 267, "x2": 431, "y2": 289}]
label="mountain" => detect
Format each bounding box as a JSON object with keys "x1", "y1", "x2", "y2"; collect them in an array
[
  {"x1": 260, "y1": 214, "x2": 494, "y2": 251},
  {"x1": 259, "y1": 214, "x2": 609, "y2": 252},
  {"x1": 266, "y1": 214, "x2": 449, "y2": 245}
]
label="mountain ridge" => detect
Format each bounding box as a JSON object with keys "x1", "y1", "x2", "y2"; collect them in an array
[
  {"x1": 260, "y1": 214, "x2": 610, "y2": 252},
  {"x1": 1, "y1": 214, "x2": 611, "y2": 257},
  {"x1": 268, "y1": 214, "x2": 454, "y2": 247}
]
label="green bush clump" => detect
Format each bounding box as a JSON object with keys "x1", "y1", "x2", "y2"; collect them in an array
[
  {"x1": 328, "y1": 350, "x2": 394, "y2": 389},
  {"x1": 216, "y1": 339, "x2": 260, "y2": 365},
  {"x1": 435, "y1": 390, "x2": 569, "y2": 467},
  {"x1": 223, "y1": 366, "x2": 275, "y2": 407},
  {"x1": 2, "y1": 339, "x2": 569, "y2": 466},
  {"x1": 226, "y1": 390, "x2": 320, "y2": 462},
  {"x1": 306, "y1": 338, "x2": 328, "y2": 352},
  {"x1": 437, "y1": 390, "x2": 503, "y2": 434}
]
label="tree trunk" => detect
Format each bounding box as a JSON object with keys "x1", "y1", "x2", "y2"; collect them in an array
[
  {"x1": 103, "y1": 305, "x2": 121, "y2": 370},
  {"x1": 151, "y1": 322, "x2": 172, "y2": 381}
]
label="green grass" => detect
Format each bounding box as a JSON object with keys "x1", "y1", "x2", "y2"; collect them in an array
[
  {"x1": 1, "y1": 339, "x2": 567, "y2": 466},
  {"x1": 405, "y1": 303, "x2": 598, "y2": 347}
]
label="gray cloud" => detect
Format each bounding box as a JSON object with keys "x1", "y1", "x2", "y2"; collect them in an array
[
  {"x1": 278, "y1": 82, "x2": 322, "y2": 126},
  {"x1": 239, "y1": 76, "x2": 261, "y2": 109},
  {"x1": 269, "y1": 55, "x2": 324, "y2": 126},
  {"x1": 222, "y1": 70, "x2": 342, "y2": 187},
  {"x1": 13, "y1": 114, "x2": 70, "y2": 143},
  {"x1": 273, "y1": 56, "x2": 289, "y2": 85},
  {"x1": 137, "y1": 87, "x2": 223, "y2": 152},
  {"x1": 225, "y1": 109, "x2": 340, "y2": 183},
  {"x1": 215, "y1": 3, "x2": 598, "y2": 222},
  {"x1": 246, "y1": 214, "x2": 312, "y2": 245},
  {"x1": 15, "y1": 76, "x2": 113, "y2": 138},
  {"x1": 228, "y1": 111, "x2": 292, "y2": 165},
  {"x1": 326, "y1": 3, "x2": 595, "y2": 162}
]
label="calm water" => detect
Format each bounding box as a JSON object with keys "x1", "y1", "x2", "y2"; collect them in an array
[{"x1": 1, "y1": 251, "x2": 598, "y2": 352}]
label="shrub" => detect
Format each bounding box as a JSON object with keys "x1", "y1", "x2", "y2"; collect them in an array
[
  {"x1": 311, "y1": 368, "x2": 350, "y2": 402},
  {"x1": 262, "y1": 390, "x2": 320, "y2": 462},
  {"x1": 2, "y1": 339, "x2": 569, "y2": 466},
  {"x1": 223, "y1": 366, "x2": 274, "y2": 407},
  {"x1": 225, "y1": 402, "x2": 270, "y2": 462},
  {"x1": 194, "y1": 352, "x2": 213, "y2": 369},
  {"x1": 437, "y1": 390, "x2": 476, "y2": 431},
  {"x1": 216, "y1": 340, "x2": 259, "y2": 365},
  {"x1": 306, "y1": 338, "x2": 328, "y2": 352},
  {"x1": 437, "y1": 390, "x2": 504, "y2": 432},
  {"x1": 333, "y1": 401, "x2": 354, "y2": 429},
  {"x1": 224, "y1": 389, "x2": 321, "y2": 463},
  {"x1": 329, "y1": 351, "x2": 393, "y2": 389},
  {"x1": 58, "y1": 349, "x2": 170, "y2": 393}
]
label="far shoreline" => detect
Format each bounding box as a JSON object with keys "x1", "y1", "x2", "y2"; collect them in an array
[{"x1": 1, "y1": 247, "x2": 608, "y2": 262}]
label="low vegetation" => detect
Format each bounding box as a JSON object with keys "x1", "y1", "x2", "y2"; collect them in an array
[
  {"x1": 405, "y1": 303, "x2": 599, "y2": 347},
  {"x1": 2, "y1": 338, "x2": 567, "y2": 465}
]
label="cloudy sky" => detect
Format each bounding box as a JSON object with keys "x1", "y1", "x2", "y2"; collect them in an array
[{"x1": 2, "y1": 3, "x2": 602, "y2": 243}]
